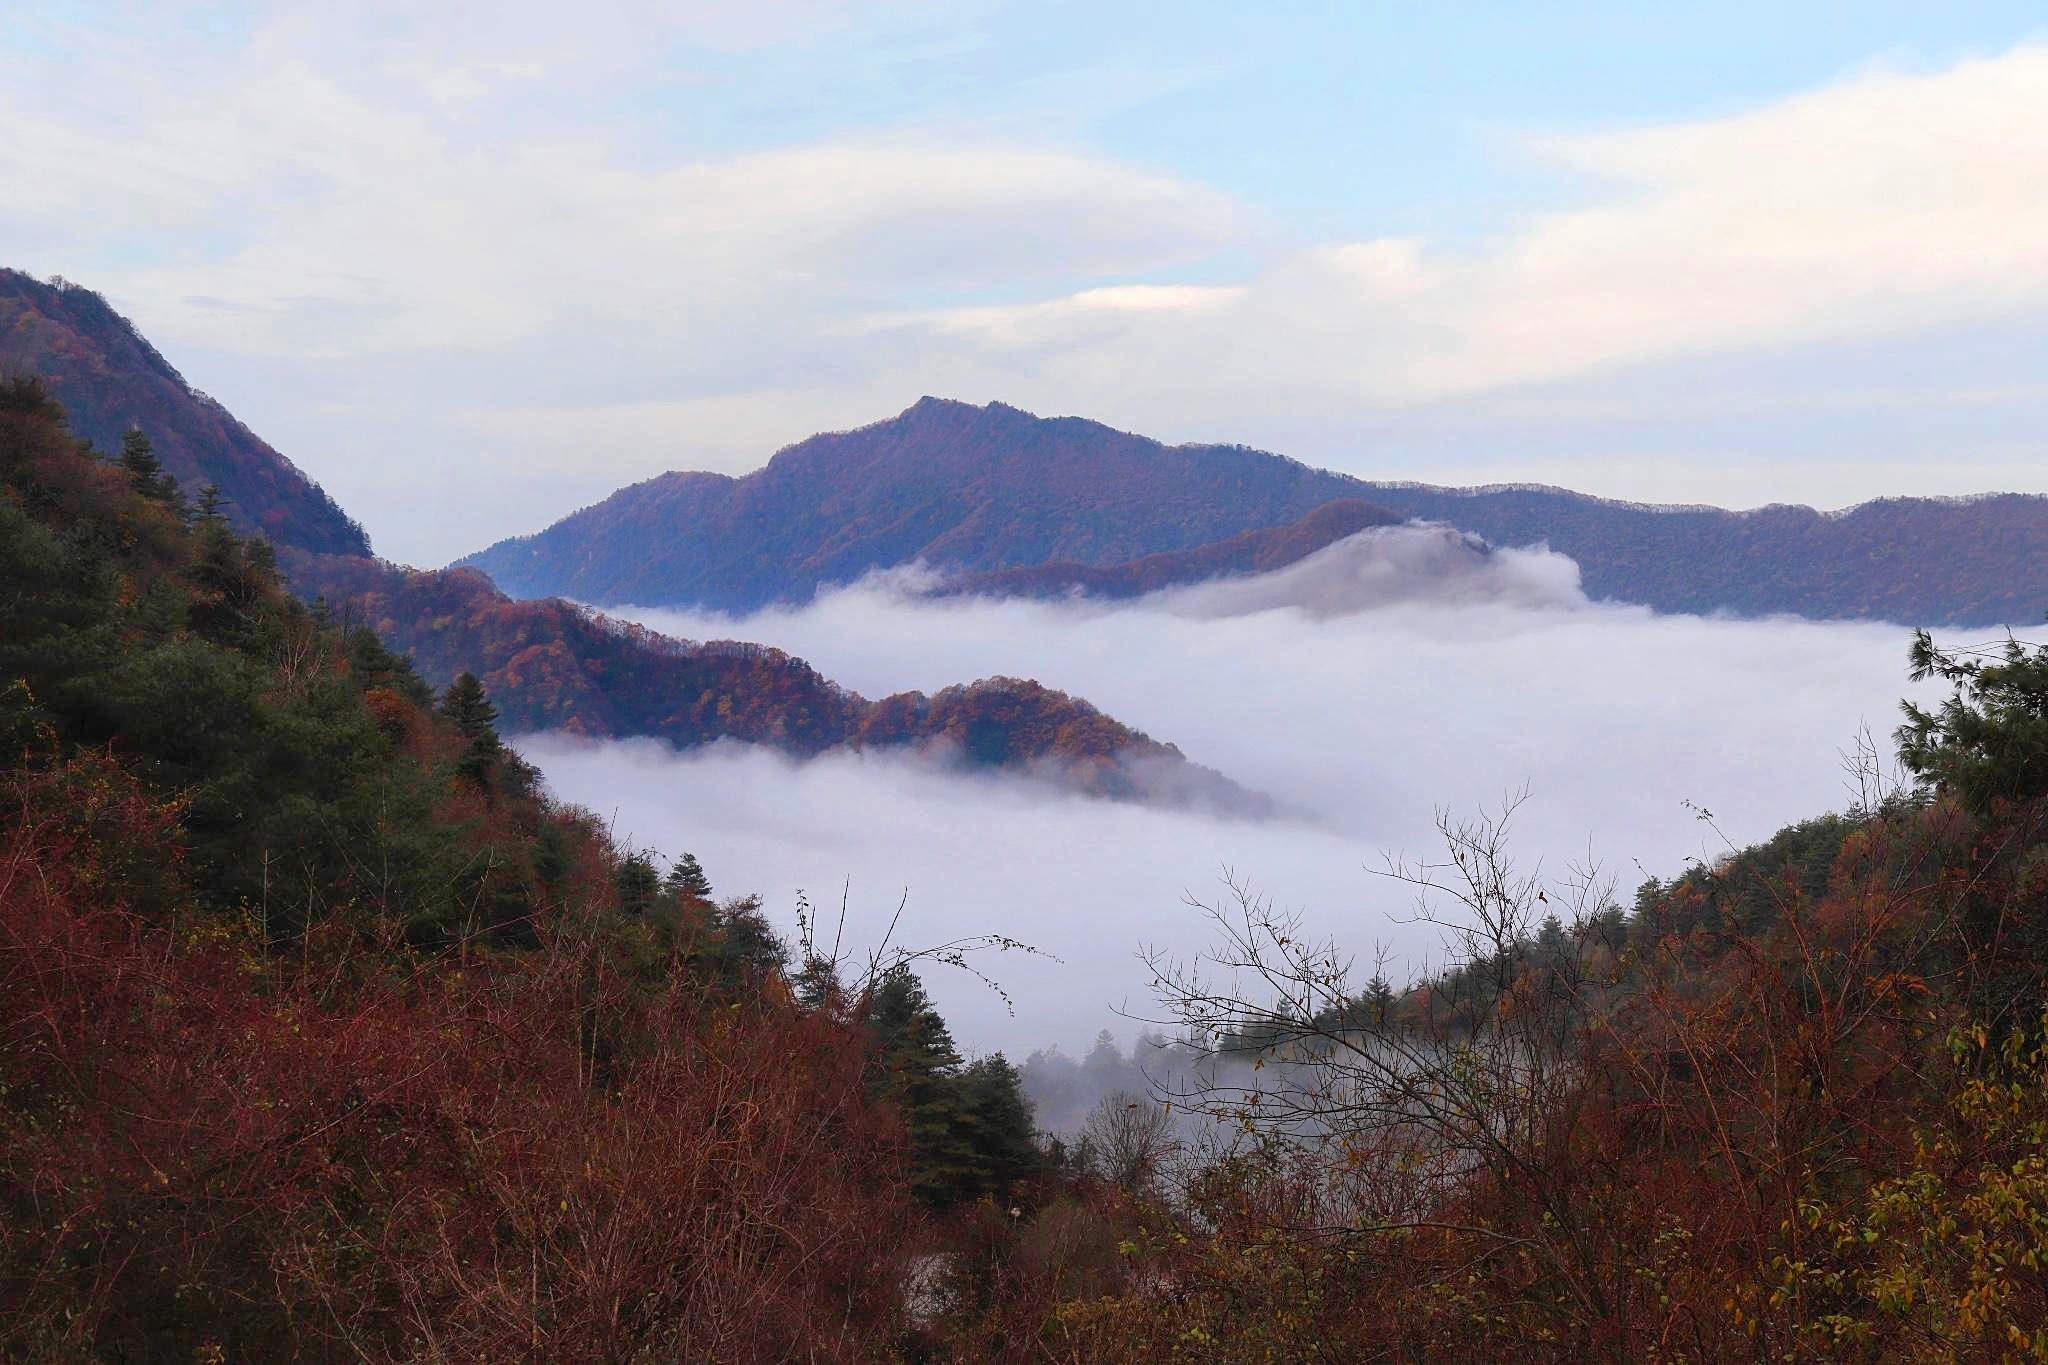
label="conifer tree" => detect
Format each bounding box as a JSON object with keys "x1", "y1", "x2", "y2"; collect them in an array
[
  {"x1": 440, "y1": 672, "x2": 499, "y2": 738},
  {"x1": 118, "y1": 428, "x2": 177, "y2": 503},
  {"x1": 665, "y1": 851, "x2": 713, "y2": 900},
  {"x1": 440, "y1": 672, "x2": 504, "y2": 790},
  {"x1": 615, "y1": 851, "x2": 660, "y2": 916},
  {"x1": 711, "y1": 896, "x2": 788, "y2": 982}
]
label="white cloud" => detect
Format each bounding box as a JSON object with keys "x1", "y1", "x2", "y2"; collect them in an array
[
  {"x1": 5, "y1": 14, "x2": 2047, "y2": 562},
  {"x1": 536, "y1": 579, "x2": 1945, "y2": 1055},
  {"x1": 901, "y1": 44, "x2": 2048, "y2": 407}
]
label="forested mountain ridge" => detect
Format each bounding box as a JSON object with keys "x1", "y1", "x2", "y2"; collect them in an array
[
  {"x1": 462, "y1": 397, "x2": 2048, "y2": 627},
  {"x1": 284, "y1": 549, "x2": 1265, "y2": 812},
  {"x1": 0, "y1": 270, "x2": 1242, "y2": 809},
  {"x1": 931, "y1": 497, "x2": 1400, "y2": 601},
  {"x1": 0, "y1": 269, "x2": 369, "y2": 557},
  {"x1": 1357, "y1": 480, "x2": 2048, "y2": 624},
  {"x1": 459, "y1": 396, "x2": 1370, "y2": 610}
]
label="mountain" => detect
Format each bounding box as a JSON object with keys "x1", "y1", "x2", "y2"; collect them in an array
[
  {"x1": 460, "y1": 397, "x2": 1368, "y2": 611},
  {"x1": 0, "y1": 271, "x2": 1242, "y2": 809},
  {"x1": 932, "y1": 498, "x2": 1399, "y2": 601},
  {"x1": 0, "y1": 269, "x2": 369, "y2": 556},
  {"x1": 284, "y1": 550, "x2": 1265, "y2": 813},
  {"x1": 1350, "y1": 483, "x2": 2048, "y2": 626},
  {"x1": 462, "y1": 398, "x2": 2048, "y2": 628}
]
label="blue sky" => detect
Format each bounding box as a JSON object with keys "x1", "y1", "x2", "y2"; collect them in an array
[
  {"x1": 3, "y1": 1, "x2": 2046, "y2": 563},
  {"x1": 664, "y1": 2, "x2": 2040, "y2": 232}
]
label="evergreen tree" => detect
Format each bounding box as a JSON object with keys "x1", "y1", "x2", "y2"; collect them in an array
[
  {"x1": 867, "y1": 968, "x2": 970, "y2": 1205},
  {"x1": 957, "y1": 1054, "x2": 1041, "y2": 1197},
  {"x1": 118, "y1": 427, "x2": 177, "y2": 502},
  {"x1": 1900, "y1": 627, "x2": 2048, "y2": 816},
  {"x1": 865, "y1": 968, "x2": 1039, "y2": 1207},
  {"x1": 440, "y1": 672, "x2": 499, "y2": 738},
  {"x1": 665, "y1": 851, "x2": 713, "y2": 900},
  {"x1": 710, "y1": 894, "x2": 787, "y2": 982},
  {"x1": 793, "y1": 955, "x2": 843, "y2": 1011},
  {"x1": 614, "y1": 851, "x2": 660, "y2": 916},
  {"x1": 1363, "y1": 972, "x2": 1396, "y2": 1025},
  {"x1": 440, "y1": 672, "x2": 504, "y2": 790},
  {"x1": 346, "y1": 627, "x2": 432, "y2": 706}
]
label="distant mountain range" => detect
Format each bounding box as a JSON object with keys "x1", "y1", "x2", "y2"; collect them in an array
[
  {"x1": 0, "y1": 269, "x2": 369, "y2": 557},
  {"x1": 461, "y1": 397, "x2": 2048, "y2": 628},
  {"x1": 0, "y1": 269, "x2": 1244, "y2": 809}
]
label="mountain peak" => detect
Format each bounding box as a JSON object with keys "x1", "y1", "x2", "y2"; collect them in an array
[{"x1": 902, "y1": 394, "x2": 979, "y2": 417}]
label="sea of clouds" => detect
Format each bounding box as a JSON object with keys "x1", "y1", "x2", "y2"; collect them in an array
[{"x1": 512, "y1": 527, "x2": 1960, "y2": 1059}]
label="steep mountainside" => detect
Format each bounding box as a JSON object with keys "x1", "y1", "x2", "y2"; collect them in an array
[
  {"x1": 0, "y1": 269, "x2": 368, "y2": 556},
  {"x1": 934, "y1": 498, "x2": 1399, "y2": 601},
  {"x1": 285, "y1": 551, "x2": 1264, "y2": 813},
  {"x1": 460, "y1": 397, "x2": 1366, "y2": 610},
  {"x1": 462, "y1": 399, "x2": 2048, "y2": 627}
]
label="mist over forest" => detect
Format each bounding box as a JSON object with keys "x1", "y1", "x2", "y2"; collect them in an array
[
  {"x1": 525, "y1": 546, "x2": 1948, "y2": 1056},
  {"x1": 14, "y1": 7, "x2": 2048, "y2": 1355}
]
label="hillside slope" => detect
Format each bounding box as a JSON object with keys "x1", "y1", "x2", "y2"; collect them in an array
[
  {"x1": 0, "y1": 271, "x2": 1241, "y2": 809},
  {"x1": 460, "y1": 397, "x2": 1366, "y2": 610},
  {"x1": 0, "y1": 269, "x2": 369, "y2": 556},
  {"x1": 462, "y1": 399, "x2": 2048, "y2": 627},
  {"x1": 285, "y1": 551, "x2": 1265, "y2": 813},
  {"x1": 934, "y1": 498, "x2": 1400, "y2": 601}
]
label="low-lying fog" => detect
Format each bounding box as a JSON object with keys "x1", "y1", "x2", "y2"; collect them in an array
[{"x1": 514, "y1": 528, "x2": 1958, "y2": 1059}]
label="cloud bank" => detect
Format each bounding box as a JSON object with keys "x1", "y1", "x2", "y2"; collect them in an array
[
  {"x1": 1140, "y1": 524, "x2": 1587, "y2": 620},
  {"x1": 515, "y1": 570, "x2": 1948, "y2": 1058}
]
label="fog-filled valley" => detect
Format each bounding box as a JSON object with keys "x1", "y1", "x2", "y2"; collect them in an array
[
  {"x1": 520, "y1": 530, "x2": 1948, "y2": 1061},
  {"x1": 17, "y1": 7, "x2": 2048, "y2": 1354}
]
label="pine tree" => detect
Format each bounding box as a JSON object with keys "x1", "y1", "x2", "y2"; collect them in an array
[
  {"x1": 118, "y1": 428, "x2": 177, "y2": 503},
  {"x1": 1363, "y1": 972, "x2": 1396, "y2": 1025},
  {"x1": 710, "y1": 895, "x2": 787, "y2": 982},
  {"x1": 957, "y1": 1054, "x2": 1041, "y2": 1197},
  {"x1": 440, "y1": 672, "x2": 504, "y2": 790},
  {"x1": 665, "y1": 851, "x2": 713, "y2": 900},
  {"x1": 867, "y1": 968, "x2": 969, "y2": 1204},
  {"x1": 615, "y1": 851, "x2": 660, "y2": 916},
  {"x1": 440, "y1": 672, "x2": 499, "y2": 738}
]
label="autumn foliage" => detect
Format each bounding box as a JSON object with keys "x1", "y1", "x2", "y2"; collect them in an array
[
  {"x1": 282, "y1": 551, "x2": 1249, "y2": 806},
  {"x1": 0, "y1": 377, "x2": 955, "y2": 1361},
  {"x1": 929, "y1": 690, "x2": 2048, "y2": 1361},
  {"x1": 0, "y1": 752, "x2": 912, "y2": 1362}
]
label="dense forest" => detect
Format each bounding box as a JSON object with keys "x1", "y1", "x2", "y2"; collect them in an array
[
  {"x1": 0, "y1": 379, "x2": 1048, "y2": 1361},
  {"x1": 460, "y1": 395, "x2": 2048, "y2": 627}
]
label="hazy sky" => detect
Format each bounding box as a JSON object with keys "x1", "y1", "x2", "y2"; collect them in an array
[
  {"x1": 510, "y1": 549, "x2": 1955, "y2": 1056},
  {"x1": 5, "y1": 3, "x2": 2047, "y2": 564}
]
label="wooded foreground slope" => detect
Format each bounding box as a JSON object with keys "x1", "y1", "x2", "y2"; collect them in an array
[{"x1": 0, "y1": 376, "x2": 1053, "y2": 1363}]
